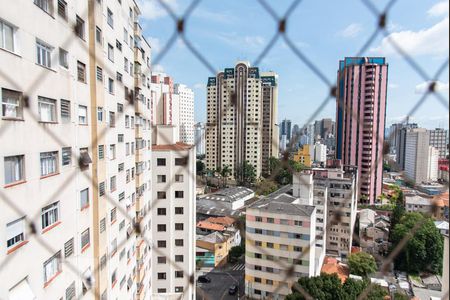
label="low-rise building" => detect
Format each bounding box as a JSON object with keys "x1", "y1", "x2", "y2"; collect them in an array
[
  {"x1": 245, "y1": 189, "x2": 317, "y2": 299},
  {"x1": 358, "y1": 209, "x2": 390, "y2": 254},
  {"x1": 405, "y1": 193, "x2": 449, "y2": 220},
  {"x1": 199, "y1": 187, "x2": 254, "y2": 211},
  {"x1": 196, "y1": 232, "x2": 233, "y2": 267},
  {"x1": 434, "y1": 221, "x2": 449, "y2": 236},
  {"x1": 293, "y1": 144, "x2": 312, "y2": 167}
]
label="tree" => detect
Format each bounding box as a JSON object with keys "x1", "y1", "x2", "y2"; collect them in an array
[
  {"x1": 348, "y1": 252, "x2": 377, "y2": 277},
  {"x1": 228, "y1": 245, "x2": 245, "y2": 261},
  {"x1": 255, "y1": 179, "x2": 278, "y2": 195},
  {"x1": 268, "y1": 156, "x2": 306, "y2": 185},
  {"x1": 236, "y1": 160, "x2": 256, "y2": 186},
  {"x1": 220, "y1": 164, "x2": 231, "y2": 187},
  {"x1": 391, "y1": 212, "x2": 444, "y2": 274},
  {"x1": 196, "y1": 160, "x2": 205, "y2": 175}
]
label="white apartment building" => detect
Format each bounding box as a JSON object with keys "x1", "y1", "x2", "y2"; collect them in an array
[
  {"x1": 429, "y1": 128, "x2": 448, "y2": 159},
  {"x1": 151, "y1": 125, "x2": 196, "y2": 299},
  {"x1": 206, "y1": 62, "x2": 279, "y2": 179},
  {"x1": 245, "y1": 191, "x2": 316, "y2": 299},
  {"x1": 428, "y1": 146, "x2": 439, "y2": 182},
  {"x1": 312, "y1": 163, "x2": 358, "y2": 261},
  {"x1": 174, "y1": 84, "x2": 194, "y2": 145},
  {"x1": 0, "y1": 0, "x2": 154, "y2": 300},
  {"x1": 194, "y1": 122, "x2": 205, "y2": 156},
  {"x1": 404, "y1": 128, "x2": 434, "y2": 184},
  {"x1": 314, "y1": 143, "x2": 327, "y2": 163}
]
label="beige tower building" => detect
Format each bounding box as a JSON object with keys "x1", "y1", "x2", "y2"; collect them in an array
[
  {"x1": 206, "y1": 62, "x2": 278, "y2": 180},
  {"x1": 0, "y1": 0, "x2": 154, "y2": 299}
]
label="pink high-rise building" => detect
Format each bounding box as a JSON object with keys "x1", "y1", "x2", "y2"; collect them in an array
[{"x1": 336, "y1": 57, "x2": 388, "y2": 204}]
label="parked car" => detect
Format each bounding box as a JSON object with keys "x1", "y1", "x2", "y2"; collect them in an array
[
  {"x1": 228, "y1": 285, "x2": 238, "y2": 295},
  {"x1": 198, "y1": 275, "x2": 211, "y2": 283}
]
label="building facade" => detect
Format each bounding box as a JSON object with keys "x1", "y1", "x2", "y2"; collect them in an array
[
  {"x1": 0, "y1": 0, "x2": 153, "y2": 299},
  {"x1": 314, "y1": 143, "x2": 327, "y2": 163},
  {"x1": 404, "y1": 128, "x2": 433, "y2": 184},
  {"x1": 174, "y1": 84, "x2": 194, "y2": 145},
  {"x1": 293, "y1": 144, "x2": 312, "y2": 167},
  {"x1": 394, "y1": 122, "x2": 419, "y2": 170},
  {"x1": 194, "y1": 122, "x2": 205, "y2": 156},
  {"x1": 336, "y1": 57, "x2": 388, "y2": 204},
  {"x1": 280, "y1": 119, "x2": 292, "y2": 142},
  {"x1": 429, "y1": 128, "x2": 448, "y2": 159},
  {"x1": 205, "y1": 62, "x2": 279, "y2": 179}
]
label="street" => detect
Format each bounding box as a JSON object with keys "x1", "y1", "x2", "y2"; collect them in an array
[{"x1": 196, "y1": 263, "x2": 245, "y2": 300}]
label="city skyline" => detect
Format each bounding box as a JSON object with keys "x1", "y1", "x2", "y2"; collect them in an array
[{"x1": 139, "y1": 0, "x2": 449, "y2": 129}]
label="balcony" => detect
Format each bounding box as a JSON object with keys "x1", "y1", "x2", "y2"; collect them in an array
[{"x1": 134, "y1": 22, "x2": 142, "y2": 39}]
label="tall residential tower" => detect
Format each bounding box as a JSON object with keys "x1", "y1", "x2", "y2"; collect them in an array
[
  {"x1": 336, "y1": 57, "x2": 388, "y2": 204},
  {"x1": 206, "y1": 62, "x2": 279, "y2": 179}
]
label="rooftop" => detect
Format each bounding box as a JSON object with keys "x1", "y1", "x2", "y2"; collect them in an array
[
  {"x1": 197, "y1": 231, "x2": 228, "y2": 244},
  {"x1": 434, "y1": 220, "x2": 449, "y2": 231},
  {"x1": 321, "y1": 256, "x2": 349, "y2": 283},
  {"x1": 196, "y1": 221, "x2": 225, "y2": 232},
  {"x1": 200, "y1": 187, "x2": 254, "y2": 203},
  {"x1": 205, "y1": 216, "x2": 236, "y2": 226},
  {"x1": 405, "y1": 195, "x2": 433, "y2": 206}
]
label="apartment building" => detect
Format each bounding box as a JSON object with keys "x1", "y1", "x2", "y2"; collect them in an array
[
  {"x1": 0, "y1": 0, "x2": 154, "y2": 299},
  {"x1": 404, "y1": 128, "x2": 433, "y2": 184},
  {"x1": 151, "y1": 125, "x2": 196, "y2": 299},
  {"x1": 245, "y1": 191, "x2": 316, "y2": 299},
  {"x1": 394, "y1": 122, "x2": 419, "y2": 170},
  {"x1": 312, "y1": 162, "x2": 358, "y2": 261},
  {"x1": 174, "y1": 84, "x2": 194, "y2": 145},
  {"x1": 429, "y1": 128, "x2": 448, "y2": 159},
  {"x1": 205, "y1": 62, "x2": 279, "y2": 179},
  {"x1": 293, "y1": 144, "x2": 312, "y2": 167},
  {"x1": 194, "y1": 122, "x2": 206, "y2": 156},
  {"x1": 336, "y1": 57, "x2": 388, "y2": 204}
]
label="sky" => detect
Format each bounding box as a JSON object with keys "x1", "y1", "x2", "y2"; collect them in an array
[{"x1": 137, "y1": 0, "x2": 449, "y2": 129}]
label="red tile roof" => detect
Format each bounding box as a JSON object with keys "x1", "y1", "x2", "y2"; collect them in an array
[
  {"x1": 196, "y1": 221, "x2": 225, "y2": 232},
  {"x1": 205, "y1": 216, "x2": 236, "y2": 226},
  {"x1": 321, "y1": 256, "x2": 349, "y2": 283}
]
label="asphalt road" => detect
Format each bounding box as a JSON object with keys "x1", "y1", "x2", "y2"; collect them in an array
[{"x1": 197, "y1": 264, "x2": 245, "y2": 300}]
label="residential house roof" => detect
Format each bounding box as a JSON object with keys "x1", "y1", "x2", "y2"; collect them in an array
[
  {"x1": 196, "y1": 221, "x2": 225, "y2": 232},
  {"x1": 321, "y1": 257, "x2": 349, "y2": 283},
  {"x1": 205, "y1": 216, "x2": 236, "y2": 226}
]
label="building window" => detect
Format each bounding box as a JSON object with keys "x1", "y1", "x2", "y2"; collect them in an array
[
  {"x1": 110, "y1": 207, "x2": 117, "y2": 223},
  {"x1": 158, "y1": 256, "x2": 166, "y2": 264},
  {"x1": 110, "y1": 176, "x2": 116, "y2": 191},
  {"x1": 34, "y1": 0, "x2": 53, "y2": 15},
  {"x1": 157, "y1": 240, "x2": 166, "y2": 248},
  {"x1": 0, "y1": 20, "x2": 16, "y2": 52},
  {"x1": 116, "y1": 39, "x2": 122, "y2": 51},
  {"x1": 40, "y1": 151, "x2": 58, "y2": 177},
  {"x1": 96, "y1": 67, "x2": 103, "y2": 81},
  {"x1": 99, "y1": 218, "x2": 106, "y2": 233},
  {"x1": 6, "y1": 217, "x2": 26, "y2": 251},
  {"x1": 60, "y1": 99, "x2": 70, "y2": 122},
  {"x1": 116, "y1": 72, "x2": 123, "y2": 82},
  {"x1": 175, "y1": 157, "x2": 188, "y2": 166},
  {"x1": 64, "y1": 238, "x2": 74, "y2": 257},
  {"x1": 108, "y1": 78, "x2": 114, "y2": 94},
  {"x1": 77, "y1": 61, "x2": 86, "y2": 82},
  {"x1": 157, "y1": 273, "x2": 166, "y2": 280},
  {"x1": 81, "y1": 228, "x2": 90, "y2": 250},
  {"x1": 78, "y1": 105, "x2": 87, "y2": 124},
  {"x1": 109, "y1": 144, "x2": 116, "y2": 160},
  {"x1": 108, "y1": 43, "x2": 114, "y2": 61},
  {"x1": 59, "y1": 48, "x2": 68, "y2": 68},
  {"x1": 41, "y1": 202, "x2": 59, "y2": 230},
  {"x1": 1, "y1": 88, "x2": 23, "y2": 119},
  {"x1": 175, "y1": 191, "x2": 184, "y2": 198},
  {"x1": 157, "y1": 175, "x2": 166, "y2": 183},
  {"x1": 95, "y1": 26, "x2": 102, "y2": 44},
  {"x1": 175, "y1": 255, "x2": 183, "y2": 262},
  {"x1": 175, "y1": 271, "x2": 183, "y2": 278},
  {"x1": 107, "y1": 8, "x2": 113, "y2": 28},
  {"x1": 99, "y1": 181, "x2": 105, "y2": 196},
  {"x1": 62, "y1": 147, "x2": 71, "y2": 166},
  {"x1": 66, "y1": 282, "x2": 75, "y2": 300},
  {"x1": 156, "y1": 158, "x2": 166, "y2": 166},
  {"x1": 175, "y1": 174, "x2": 184, "y2": 182},
  {"x1": 118, "y1": 134, "x2": 124, "y2": 143},
  {"x1": 110, "y1": 238, "x2": 117, "y2": 256},
  {"x1": 98, "y1": 145, "x2": 104, "y2": 159},
  {"x1": 175, "y1": 207, "x2": 183, "y2": 214},
  {"x1": 157, "y1": 208, "x2": 166, "y2": 215},
  {"x1": 75, "y1": 16, "x2": 85, "y2": 39},
  {"x1": 38, "y1": 97, "x2": 57, "y2": 122},
  {"x1": 175, "y1": 223, "x2": 184, "y2": 231},
  {"x1": 109, "y1": 111, "x2": 115, "y2": 127},
  {"x1": 43, "y1": 251, "x2": 62, "y2": 284},
  {"x1": 80, "y1": 188, "x2": 89, "y2": 209},
  {"x1": 97, "y1": 107, "x2": 103, "y2": 121},
  {"x1": 36, "y1": 40, "x2": 52, "y2": 68},
  {"x1": 175, "y1": 239, "x2": 184, "y2": 246},
  {"x1": 157, "y1": 192, "x2": 166, "y2": 199},
  {"x1": 4, "y1": 155, "x2": 25, "y2": 185},
  {"x1": 157, "y1": 224, "x2": 166, "y2": 232}
]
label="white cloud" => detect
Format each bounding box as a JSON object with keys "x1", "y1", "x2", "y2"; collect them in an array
[
  {"x1": 336, "y1": 23, "x2": 363, "y2": 38},
  {"x1": 216, "y1": 33, "x2": 266, "y2": 50},
  {"x1": 139, "y1": 0, "x2": 178, "y2": 20},
  {"x1": 153, "y1": 64, "x2": 165, "y2": 73},
  {"x1": 389, "y1": 83, "x2": 399, "y2": 89},
  {"x1": 370, "y1": 17, "x2": 449, "y2": 57},
  {"x1": 193, "y1": 83, "x2": 206, "y2": 90},
  {"x1": 193, "y1": 8, "x2": 234, "y2": 24},
  {"x1": 147, "y1": 36, "x2": 161, "y2": 54},
  {"x1": 415, "y1": 80, "x2": 449, "y2": 94},
  {"x1": 428, "y1": 1, "x2": 449, "y2": 17}
]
